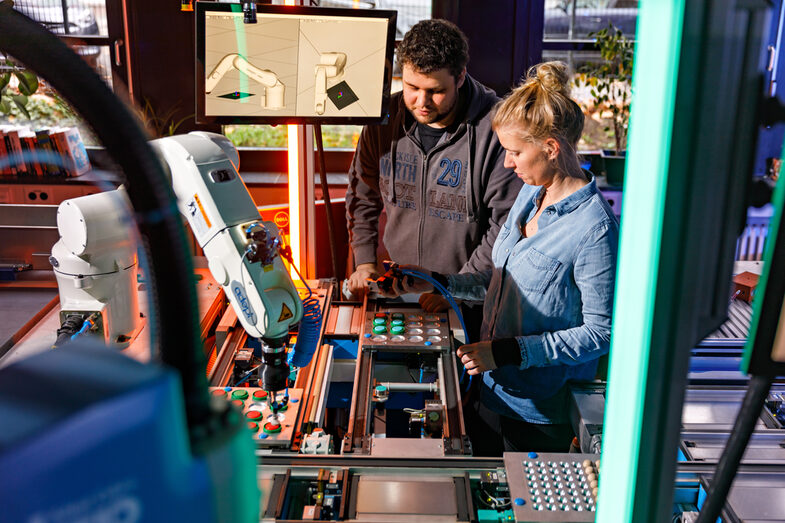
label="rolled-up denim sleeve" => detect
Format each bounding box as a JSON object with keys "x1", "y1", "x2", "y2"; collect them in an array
[
  {"x1": 446, "y1": 270, "x2": 493, "y2": 302},
  {"x1": 517, "y1": 220, "x2": 618, "y2": 368}
]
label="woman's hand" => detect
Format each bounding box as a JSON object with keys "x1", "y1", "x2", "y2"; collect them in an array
[{"x1": 456, "y1": 341, "x2": 497, "y2": 375}]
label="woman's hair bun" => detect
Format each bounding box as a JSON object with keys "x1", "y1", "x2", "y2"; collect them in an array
[
  {"x1": 531, "y1": 61, "x2": 571, "y2": 98},
  {"x1": 492, "y1": 60, "x2": 584, "y2": 153}
]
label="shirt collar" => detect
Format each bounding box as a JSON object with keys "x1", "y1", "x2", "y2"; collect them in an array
[{"x1": 528, "y1": 171, "x2": 597, "y2": 217}]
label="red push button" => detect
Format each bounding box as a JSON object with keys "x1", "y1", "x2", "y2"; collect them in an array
[
  {"x1": 263, "y1": 422, "x2": 282, "y2": 434},
  {"x1": 246, "y1": 410, "x2": 263, "y2": 421},
  {"x1": 253, "y1": 390, "x2": 268, "y2": 400}
]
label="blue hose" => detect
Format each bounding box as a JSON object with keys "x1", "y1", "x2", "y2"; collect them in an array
[
  {"x1": 70, "y1": 316, "x2": 95, "y2": 340},
  {"x1": 288, "y1": 263, "x2": 322, "y2": 369},
  {"x1": 399, "y1": 269, "x2": 470, "y2": 344}
]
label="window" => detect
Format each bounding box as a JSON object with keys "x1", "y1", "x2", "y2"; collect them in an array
[
  {"x1": 224, "y1": 124, "x2": 362, "y2": 149},
  {"x1": 542, "y1": 0, "x2": 638, "y2": 152},
  {"x1": 2, "y1": 1, "x2": 129, "y2": 146}
]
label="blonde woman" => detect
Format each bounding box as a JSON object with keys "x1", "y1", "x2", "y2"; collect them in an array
[{"x1": 383, "y1": 62, "x2": 619, "y2": 454}]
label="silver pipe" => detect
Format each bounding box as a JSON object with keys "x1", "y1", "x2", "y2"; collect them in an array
[
  {"x1": 437, "y1": 354, "x2": 447, "y2": 408},
  {"x1": 314, "y1": 345, "x2": 334, "y2": 427},
  {"x1": 381, "y1": 381, "x2": 438, "y2": 392}
]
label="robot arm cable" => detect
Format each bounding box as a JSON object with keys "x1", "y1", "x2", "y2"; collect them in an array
[{"x1": 279, "y1": 248, "x2": 322, "y2": 369}]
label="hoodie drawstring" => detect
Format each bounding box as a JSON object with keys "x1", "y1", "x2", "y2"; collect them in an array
[
  {"x1": 466, "y1": 125, "x2": 476, "y2": 222},
  {"x1": 388, "y1": 137, "x2": 398, "y2": 204}
]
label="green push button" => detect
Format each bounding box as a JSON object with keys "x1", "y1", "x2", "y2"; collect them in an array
[
  {"x1": 231, "y1": 389, "x2": 249, "y2": 400},
  {"x1": 372, "y1": 325, "x2": 387, "y2": 334},
  {"x1": 390, "y1": 319, "x2": 404, "y2": 327},
  {"x1": 390, "y1": 325, "x2": 405, "y2": 335},
  {"x1": 372, "y1": 318, "x2": 387, "y2": 326}
]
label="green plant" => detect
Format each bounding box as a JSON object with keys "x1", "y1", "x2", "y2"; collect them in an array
[
  {"x1": 135, "y1": 97, "x2": 193, "y2": 138},
  {"x1": 575, "y1": 22, "x2": 634, "y2": 155},
  {"x1": 0, "y1": 58, "x2": 40, "y2": 119},
  {"x1": 0, "y1": 1, "x2": 40, "y2": 119},
  {"x1": 225, "y1": 125, "x2": 288, "y2": 147},
  {"x1": 222, "y1": 124, "x2": 361, "y2": 149}
]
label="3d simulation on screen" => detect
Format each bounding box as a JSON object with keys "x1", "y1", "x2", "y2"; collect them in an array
[
  {"x1": 206, "y1": 53, "x2": 285, "y2": 110},
  {"x1": 202, "y1": 8, "x2": 389, "y2": 119}
]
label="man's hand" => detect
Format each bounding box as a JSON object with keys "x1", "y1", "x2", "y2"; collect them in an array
[
  {"x1": 347, "y1": 263, "x2": 380, "y2": 296},
  {"x1": 456, "y1": 341, "x2": 496, "y2": 375},
  {"x1": 377, "y1": 264, "x2": 435, "y2": 298},
  {"x1": 419, "y1": 292, "x2": 450, "y2": 312}
]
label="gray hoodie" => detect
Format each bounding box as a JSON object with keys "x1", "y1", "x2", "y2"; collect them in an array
[{"x1": 346, "y1": 74, "x2": 522, "y2": 275}]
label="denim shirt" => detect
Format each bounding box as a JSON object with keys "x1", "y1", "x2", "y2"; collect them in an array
[{"x1": 448, "y1": 176, "x2": 619, "y2": 424}]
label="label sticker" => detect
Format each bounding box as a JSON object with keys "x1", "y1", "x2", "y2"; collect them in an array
[
  {"x1": 185, "y1": 193, "x2": 211, "y2": 238},
  {"x1": 230, "y1": 281, "x2": 257, "y2": 325},
  {"x1": 278, "y1": 302, "x2": 294, "y2": 322}
]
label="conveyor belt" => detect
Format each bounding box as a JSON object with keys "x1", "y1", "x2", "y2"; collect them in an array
[{"x1": 705, "y1": 299, "x2": 753, "y2": 341}]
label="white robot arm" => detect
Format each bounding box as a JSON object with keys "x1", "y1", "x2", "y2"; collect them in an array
[
  {"x1": 314, "y1": 52, "x2": 346, "y2": 115},
  {"x1": 150, "y1": 132, "x2": 303, "y2": 393},
  {"x1": 49, "y1": 187, "x2": 142, "y2": 348},
  {"x1": 206, "y1": 53, "x2": 285, "y2": 110}
]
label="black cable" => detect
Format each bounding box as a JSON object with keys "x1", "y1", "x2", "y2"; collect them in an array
[
  {"x1": 696, "y1": 374, "x2": 773, "y2": 522},
  {"x1": 52, "y1": 314, "x2": 85, "y2": 349},
  {"x1": 314, "y1": 125, "x2": 339, "y2": 280},
  {"x1": 0, "y1": 7, "x2": 213, "y2": 450}
]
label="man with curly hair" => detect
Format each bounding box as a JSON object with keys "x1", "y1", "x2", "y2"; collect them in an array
[{"x1": 346, "y1": 19, "x2": 521, "y2": 315}]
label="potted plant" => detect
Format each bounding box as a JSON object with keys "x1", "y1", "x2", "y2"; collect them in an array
[
  {"x1": 575, "y1": 22, "x2": 634, "y2": 186},
  {"x1": 0, "y1": 58, "x2": 39, "y2": 119},
  {"x1": 135, "y1": 97, "x2": 194, "y2": 138}
]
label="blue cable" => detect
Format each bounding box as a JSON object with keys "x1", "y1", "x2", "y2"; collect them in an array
[
  {"x1": 70, "y1": 316, "x2": 95, "y2": 340},
  {"x1": 399, "y1": 269, "x2": 469, "y2": 343},
  {"x1": 287, "y1": 260, "x2": 322, "y2": 369},
  {"x1": 399, "y1": 269, "x2": 473, "y2": 389},
  {"x1": 234, "y1": 364, "x2": 260, "y2": 386}
]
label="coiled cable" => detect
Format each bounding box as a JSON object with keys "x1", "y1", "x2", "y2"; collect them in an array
[{"x1": 281, "y1": 250, "x2": 322, "y2": 369}]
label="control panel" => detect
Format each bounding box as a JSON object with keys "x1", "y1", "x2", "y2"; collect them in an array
[
  {"x1": 503, "y1": 452, "x2": 600, "y2": 521},
  {"x1": 209, "y1": 386, "x2": 303, "y2": 447},
  {"x1": 361, "y1": 309, "x2": 450, "y2": 351}
]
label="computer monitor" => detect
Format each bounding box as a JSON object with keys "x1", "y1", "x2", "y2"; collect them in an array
[{"x1": 195, "y1": 2, "x2": 396, "y2": 125}]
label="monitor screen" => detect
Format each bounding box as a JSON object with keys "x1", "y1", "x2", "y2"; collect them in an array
[{"x1": 195, "y1": 2, "x2": 396, "y2": 125}]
